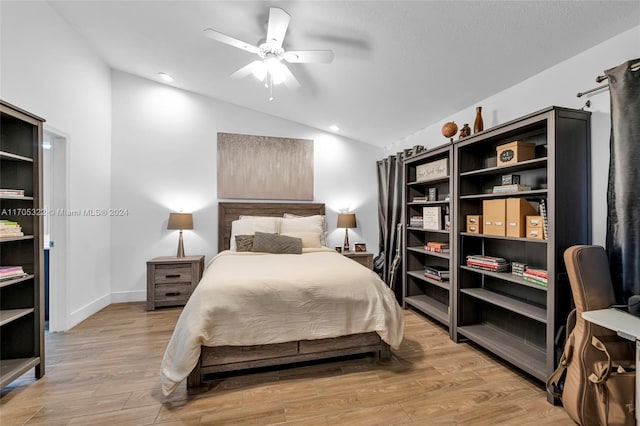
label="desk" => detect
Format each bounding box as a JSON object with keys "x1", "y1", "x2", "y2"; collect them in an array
[{"x1": 582, "y1": 308, "x2": 640, "y2": 424}]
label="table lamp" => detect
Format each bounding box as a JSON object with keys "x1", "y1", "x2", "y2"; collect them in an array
[
  {"x1": 167, "y1": 212, "x2": 193, "y2": 258},
  {"x1": 337, "y1": 213, "x2": 356, "y2": 252}
]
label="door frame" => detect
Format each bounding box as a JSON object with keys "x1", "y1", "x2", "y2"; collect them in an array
[{"x1": 43, "y1": 125, "x2": 70, "y2": 332}]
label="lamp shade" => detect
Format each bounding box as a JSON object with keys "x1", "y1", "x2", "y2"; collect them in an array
[
  {"x1": 337, "y1": 213, "x2": 356, "y2": 229},
  {"x1": 167, "y1": 213, "x2": 193, "y2": 230}
]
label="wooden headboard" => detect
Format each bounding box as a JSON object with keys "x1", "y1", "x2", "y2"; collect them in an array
[{"x1": 218, "y1": 202, "x2": 326, "y2": 252}]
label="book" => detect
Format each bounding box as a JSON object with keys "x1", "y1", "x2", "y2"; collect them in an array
[
  {"x1": 423, "y1": 206, "x2": 442, "y2": 230},
  {"x1": 466, "y1": 255, "x2": 509, "y2": 272},
  {"x1": 0, "y1": 266, "x2": 26, "y2": 278},
  {"x1": 539, "y1": 199, "x2": 548, "y2": 239},
  {"x1": 522, "y1": 274, "x2": 548, "y2": 287},
  {"x1": 524, "y1": 268, "x2": 548, "y2": 279},
  {"x1": 0, "y1": 189, "x2": 24, "y2": 196},
  {"x1": 424, "y1": 265, "x2": 450, "y2": 281},
  {"x1": 409, "y1": 216, "x2": 424, "y2": 227},
  {"x1": 492, "y1": 184, "x2": 532, "y2": 193},
  {"x1": 424, "y1": 245, "x2": 450, "y2": 254}
]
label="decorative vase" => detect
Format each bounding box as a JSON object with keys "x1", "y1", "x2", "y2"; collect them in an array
[
  {"x1": 459, "y1": 123, "x2": 471, "y2": 139},
  {"x1": 474, "y1": 106, "x2": 484, "y2": 133}
]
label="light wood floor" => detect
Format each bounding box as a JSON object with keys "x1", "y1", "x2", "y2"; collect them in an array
[{"x1": 0, "y1": 303, "x2": 573, "y2": 425}]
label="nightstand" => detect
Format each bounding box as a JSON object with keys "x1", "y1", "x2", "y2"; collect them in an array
[
  {"x1": 342, "y1": 251, "x2": 374, "y2": 270},
  {"x1": 146, "y1": 255, "x2": 205, "y2": 310}
]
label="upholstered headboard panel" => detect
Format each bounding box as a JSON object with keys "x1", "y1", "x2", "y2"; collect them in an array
[{"x1": 218, "y1": 202, "x2": 325, "y2": 252}]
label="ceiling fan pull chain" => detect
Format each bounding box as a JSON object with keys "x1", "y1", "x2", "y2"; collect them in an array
[{"x1": 269, "y1": 72, "x2": 274, "y2": 101}]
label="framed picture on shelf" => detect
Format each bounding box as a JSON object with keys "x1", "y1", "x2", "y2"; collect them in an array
[
  {"x1": 423, "y1": 206, "x2": 442, "y2": 230},
  {"x1": 354, "y1": 243, "x2": 366, "y2": 252}
]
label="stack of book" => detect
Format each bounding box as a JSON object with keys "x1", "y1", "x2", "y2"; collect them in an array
[
  {"x1": 423, "y1": 265, "x2": 449, "y2": 281},
  {"x1": 522, "y1": 267, "x2": 548, "y2": 287},
  {"x1": 0, "y1": 266, "x2": 27, "y2": 281},
  {"x1": 492, "y1": 184, "x2": 531, "y2": 194},
  {"x1": 539, "y1": 199, "x2": 549, "y2": 239},
  {"x1": 424, "y1": 241, "x2": 449, "y2": 254},
  {"x1": 0, "y1": 188, "x2": 24, "y2": 197},
  {"x1": 466, "y1": 255, "x2": 509, "y2": 272},
  {"x1": 0, "y1": 220, "x2": 24, "y2": 237},
  {"x1": 409, "y1": 216, "x2": 424, "y2": 227},
  {"x1": 412, "y1": 196, "x2": 428, "y2": 203},
  {"x1": 511, "y1": 262, "x2": 527, "y2": 277}
]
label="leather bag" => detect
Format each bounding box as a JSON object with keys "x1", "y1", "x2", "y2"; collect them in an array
[{"x1": 547, "y1": 245, "x2": 635, "y2": 425}]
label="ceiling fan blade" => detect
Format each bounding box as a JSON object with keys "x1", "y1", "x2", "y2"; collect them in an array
[
  {"x1": 266, "y1": 8, "x2": 290, "y2": 47},
  {"x1": 280, "y1": 64, "x2": 301, "y2": 90},
  {"x1": 203, "y1": 28, "x2": 260, "y2": 54},
  {"x1": 230, "y1": 61, "x2": 263, "y2": 79},
  {"x1": 284, "y1": 50, "x2": 335, "y2": 64}
]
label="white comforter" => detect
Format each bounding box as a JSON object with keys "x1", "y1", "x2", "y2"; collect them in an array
[{"x1": 160, "y1": 247, "x2": 404, "y2": 395}]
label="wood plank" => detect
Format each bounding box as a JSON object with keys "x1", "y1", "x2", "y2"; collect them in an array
[
  {"x1": 457, "y1": 323, "x2": 546, "y2": 380},
  {"x1": 0, "y1": 303, "x2": 573, "y2": 425},
  {"x1": 460, "y1": 288, "x2": 547, "y2": 323},
  {"x1": 405, "y1": 295, "x2": 449, "y2": 325},
  {"x1": 0, "y1": 357, "x2": 40, "y2": 388},
  {"x1": 0, "y1": 308, "x2": 34, "y2": 326}
]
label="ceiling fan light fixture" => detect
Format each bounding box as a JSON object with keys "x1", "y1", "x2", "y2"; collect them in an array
[
  {"x1": 252, "y1": 61, "x2": 267, "y2": 81},
  {"x1": 265, "y1": 57, "x2": 285, "y2": 85}
]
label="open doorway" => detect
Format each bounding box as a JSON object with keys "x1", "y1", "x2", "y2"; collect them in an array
[{"x1": 42, "y1": 128, "x2": 69, "y2": 332}]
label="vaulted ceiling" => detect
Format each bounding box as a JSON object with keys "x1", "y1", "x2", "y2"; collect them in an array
[{"x1": 49, "y1": 1, "x2": 639, "y2": 146}]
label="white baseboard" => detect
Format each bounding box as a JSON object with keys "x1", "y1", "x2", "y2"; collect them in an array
[
  {"x1": 111, "y1": 290, "x2": 146, "y2": 303},
  {"x1": 68, "y1": 293, "x2": 111, "y2": 329}
]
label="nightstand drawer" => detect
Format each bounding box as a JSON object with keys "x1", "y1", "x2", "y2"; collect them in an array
[
  {"x1": 155, "y1": 283, "x2": 192, "y2": 306},
  {"x1": 154, "y1": 264, "x2": 192, "y2": 284}
]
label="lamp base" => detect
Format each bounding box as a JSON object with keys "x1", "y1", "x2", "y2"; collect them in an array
[
  {"x1": 343, "y1": 228, "x2": 350, "y2": 252},
  {"x1": 176, "y1": 230, "x2": 185, "y2": 258}
]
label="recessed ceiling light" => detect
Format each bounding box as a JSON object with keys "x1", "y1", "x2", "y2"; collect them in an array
[
  {"x1": 158, "y1": 72, "x2": 174, "y2": 82},
  {"x1": 329, "y1": 125, "x2": 340, "y2": 131}
]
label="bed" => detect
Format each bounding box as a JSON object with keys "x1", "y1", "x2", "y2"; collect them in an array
[{"x1": 160, "y1": 202, "x2": 404, "y2": 395}]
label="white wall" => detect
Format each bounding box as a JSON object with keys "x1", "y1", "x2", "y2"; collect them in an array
[
  {"x1": 0, "y1": 1, "x2": 112, "y2": 328},
  {"x1": 110, "y1": 70, "x2": 382, "y2": 300},
  {"x1": 388, "y1": 25, "x2": 640, "y2": 247}
]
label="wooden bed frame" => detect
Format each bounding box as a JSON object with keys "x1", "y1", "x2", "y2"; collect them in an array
[{"x1": 187, "y1": 202, "x2": 390, "y2": 388}]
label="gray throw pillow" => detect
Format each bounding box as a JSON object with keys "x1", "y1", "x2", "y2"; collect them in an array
[
  {"x1": 235, "y1": 235, "x2": 254, "y2": 252},
  {"x1": 251, "y1": 232, "x2": 302, "y2": 254}
]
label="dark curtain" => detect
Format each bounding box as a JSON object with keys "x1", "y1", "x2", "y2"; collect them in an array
[
  {"x1": 605, "y1": 58, "x2": 640, "y2": 303},
  {"x1": 375, "y1": 153, "x2": 404, "y2": 301}
]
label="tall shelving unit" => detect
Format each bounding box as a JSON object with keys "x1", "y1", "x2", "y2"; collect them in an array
[
  {"x1": 402, "y1": 144, "x2": 454, "y2": 336},
  {"x1": 452, "y1": 106, "x2": 591, "y2": 388},
  {"x1": 0, "y1": 100, "x2": 45, "y2": 389}
]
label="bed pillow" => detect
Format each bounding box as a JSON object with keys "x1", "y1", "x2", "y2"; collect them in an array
[
  {"x1": 281, "y1": 214, "x2": 327, "y2": 246},
  {"x1": 281, "y1": 232, "x2": 323, "y2": 249},
  {"x1": 251, "y1": 232, "x2": 302, "y2": 254},
  {"x1": 234, "y1": 235, "x2": 254, "y2": 252},
  {"x1": 239, "y1": 215, "x2": 282, "y2": 233},
  {"x1": 229, "y1": 219, "x2": 279, "y2": 251}
]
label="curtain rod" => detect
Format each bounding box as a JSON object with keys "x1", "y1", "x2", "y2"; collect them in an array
[
  {"x1": 576, "y1": 60, "x2": 640, "y2": 98},
  {"x1": 595, "y1": 60, "x2": 640, "y2": 82}
]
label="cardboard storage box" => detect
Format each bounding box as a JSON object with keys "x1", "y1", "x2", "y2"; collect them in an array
[
  {"x1": 496, "y1": 141, "x2": 535, "y2": 167},
  {"x1": 526, "y1": 215, "x2": 544, "y2": 239},
  {"x1": 483, "y1": 199, "x2": 506, "y2": 236},
  {"x1": 466, "y1": 215, "x2": 483, "y2": 234},
  {"x1": 506, "y1": 198, "x2": 538, "y2": 238},
  {"x1": 416, "y1": 158, "x2": 448, "y2": 182}
]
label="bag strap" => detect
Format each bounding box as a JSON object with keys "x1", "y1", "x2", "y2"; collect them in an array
[
  {"x1": 588, "y1": 335, "x2": 614, "y2": 425},
  {"x1": 546, "y1": 308, "x2": 577, "y2": 397},
  {"x1": 588, "y1": 336, "x2": 613, "y2": 384}
]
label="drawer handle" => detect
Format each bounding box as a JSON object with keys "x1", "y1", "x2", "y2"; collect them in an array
[
  {"x1": 165, "y1": 274, "x2": 181, "y2": 278},
  {"x1": 165, "y1": 292, "x2": 181, "y2": 297}
]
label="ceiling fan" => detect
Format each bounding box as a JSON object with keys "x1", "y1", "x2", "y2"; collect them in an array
[{"x1": 204, "y1": 7, "x2": 334, "y2": 100}]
